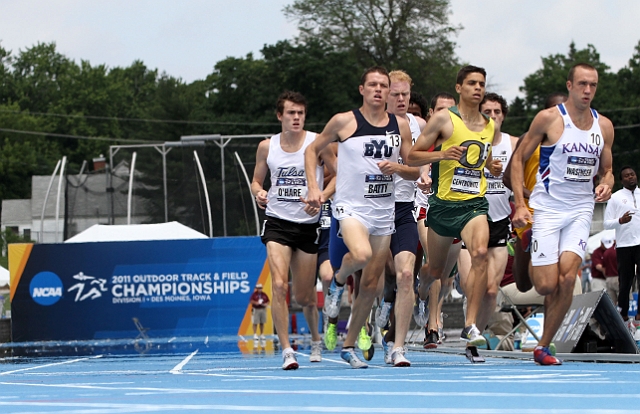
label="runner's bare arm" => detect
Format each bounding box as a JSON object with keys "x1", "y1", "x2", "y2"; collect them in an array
[
  {"x1": 378, "y1": 116, "x2": 419, "y2": 180},
  {"x1": 407, "y1": 110, "x2": 455, "y2": 166},
  {"x1": 595, "y1": 116, "x2": 615, "y2": 201},
  {"x1": 251, "y1": 139, "x2": 271, "y2": 209}
]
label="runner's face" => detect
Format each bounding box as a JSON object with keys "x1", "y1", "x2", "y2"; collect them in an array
[
  {"x1": 359, "y1": 72, "x2": 390, "y2": 107},
  {"x1": 408, "y1": 102, "x2": 423, "y2": 118},
  {"x1": 567, "y1": 67, "x2": 598, "y2": 108},
  {"x1": 387, "y1": 81, "x2": 411, "y2": 116},
  {"x1": 277, "y1": 101, "x2": 306, "y2": 133},
  {"x1": 480, "y1": 100, "x2": 505, "y2": 130},
  {"x1": 428, "y1": 98, "x2": 456, "y2": 116},
  {"x1": 455, "y1": 72, "x2": 486, "y2": 105}
]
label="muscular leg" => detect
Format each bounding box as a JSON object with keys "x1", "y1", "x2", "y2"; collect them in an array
[
  {"x1": 418, "y1": 227, "x2": 454, "y2": 301},
  {"x1": 343, "y1": 235, "x2": 391, "y2": 348},
  {"x1": 319, "y1": 259, "x2": 333, "y2": 298},
  {"x1": 291, "y1": 249, "x2": 321, "y2": 342},
  {"x1": 459, "y1": 215, "x2": 490, "y2": 328},
  {"x1": 514, "y1": 237, "x2": 533, "y2": 292},
  {"x1": 393, "y1": 250, "x2": 416, "y2": 347},
  {"x1": 266, "y1": 242, "x2": 294, "y2": 349},
  {"x1": 532, "y1": 251, "x2": 581, "y2": 347},
  {"x1": 475, "y1": 246, "x2": 509, "y2": 332},
  {"x1": 335, "y1": 219, "x2": 372, "y2": 285}
]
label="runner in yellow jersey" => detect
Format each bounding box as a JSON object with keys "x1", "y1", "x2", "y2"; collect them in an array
[{"x1": 408, "y1": 65, "x2": 502, "y2": 362}]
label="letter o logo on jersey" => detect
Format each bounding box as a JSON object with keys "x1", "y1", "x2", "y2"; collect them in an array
[{"x1": 30, "y1": 271, "x2": 63, "y2": 306}]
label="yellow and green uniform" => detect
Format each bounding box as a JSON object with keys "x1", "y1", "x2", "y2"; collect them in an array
[{"x1": 427, "y1": 107, "x2": 495, "y2": 238}]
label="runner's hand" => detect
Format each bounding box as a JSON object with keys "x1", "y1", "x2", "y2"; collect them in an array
[
  {"x1": 512, "y1": 205, "x2": 533, "y2": 229},
  {"x1": 255, "y1": 190, "x2": 268, "y2": 209},
  {"x1": 594, "y1": 183, "x2": 611, "y2": 202}
]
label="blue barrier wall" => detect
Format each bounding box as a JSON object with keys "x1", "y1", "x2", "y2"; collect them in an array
[{"x1": 10, "y1": 237, "x2": 266, "y2": 342}]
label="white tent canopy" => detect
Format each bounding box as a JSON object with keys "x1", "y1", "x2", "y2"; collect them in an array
[
  {"x1": 587, "y1": 229, "x2": 616, "y2": 254},
  {"x1": 65, "y1": 222, "x2": 208, "y2": 243},
  {"x1": 0, "y1": 266, "x2": 9, "y2": 287}
]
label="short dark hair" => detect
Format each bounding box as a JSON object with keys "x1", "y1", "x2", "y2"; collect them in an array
[
  {"x1": 544, "y1": 92, "x2": 568, "y2": 109},
  {"x1": 481, "y1": 92, "x2": 509, "y2": 117},
  {"x1": 619, "y1": 165, "x2": 636, "y2": 179},
  {"x1": 410, "y1": 91, "x2": 428, "y2": 118},
  {"x1": 360, "y1": 66, "x2": 390, "y2": 87},
  {"x1": 456, "y1": 65, "x2": 486, "y2": 85},
  {"x1": 430, "y1": 92, "x2": 456, "y2": 110},
  {"x1": 276, "y1": 91, "x2": 307, "y2": 115},
  {"x1": 567, "y1": 63, "x2": 597, "y2": 82}
]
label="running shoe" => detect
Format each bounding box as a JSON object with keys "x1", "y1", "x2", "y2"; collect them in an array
[
  {"x1": 534, "y1": 346, "x2": 562, "y2": 365},
  {"x1": 460, "y1": 324, "x2": 487, "y2": 347},
  {"x1": 382, "y1": 337, "x2": 394, "y2": 365},
  {"x1": 253, "y1": 334, "x2": 259, "y2": 341},
  {"x1": 282, "y1": 349, "x2": 299, "y2": 370},
  {"x1": 340, "y1": 348, "x2": 368, "y2": 369},
  {"x1": 259, "y1": 334, "x2": 266, "y2": 340},
  {"x1": 357, "y1": 326, "x2": 372, "y2": 351},
  {"x1": 324, "y1": 276, "x2": 345, "y2": 318},
  {"x1": 465, "y1": 345, "x2": 485, "y2": 363},
  {"x1": 437, "y1": 327, "x2": 445, "y2": 344},
  {"x1": 423, "y1": 328, "x2": 438, "y2": 349},
  {"x1": 324, "y1": 322, "x2": 338, "y2": 351},
  {"x1": 391, "y1": 347, "x2": 411, "y2": 367},
  {"x1": 375, "y1": 298, "x2": 393, "y2": 328},
  {"x1": 310, "y1": 340, "x2": 322, "y2": 362},
  {"x1": 413, "y1": 298, "x2": 428, "y2": 327}
]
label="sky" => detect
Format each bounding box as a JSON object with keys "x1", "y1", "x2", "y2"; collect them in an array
[{"x1": 1, "y1": 0, "x2": 640, "y2": 104}]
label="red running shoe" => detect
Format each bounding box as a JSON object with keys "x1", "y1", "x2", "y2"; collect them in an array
[{"x1": 534, "y1": 346, "x2": 562, "y2": 365}]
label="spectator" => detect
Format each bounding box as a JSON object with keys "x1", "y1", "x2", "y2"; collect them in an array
[
  {"x1": 591, "y1": 241, "x2": 608, "y2": 293},
  {"x1": 580, "y1": 254, "x2": 592, "y2": 293},
  {"x1": 250, "y1": 284, "x2": 270, "y2": 341}
]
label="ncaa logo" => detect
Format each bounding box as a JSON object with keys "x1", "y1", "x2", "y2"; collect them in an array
[{"x1": 30, "y1": 271, "x2": 63, "y2": 306}]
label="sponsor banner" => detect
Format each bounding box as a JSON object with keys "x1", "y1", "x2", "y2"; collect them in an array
[{"x1": 9, "y1": 237, "x2": 270, "y2": 342}]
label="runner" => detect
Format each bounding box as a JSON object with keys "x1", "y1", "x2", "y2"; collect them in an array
[
  {"x1": 511, "y1": 63, "x2": 614, "y2": 365},
  {"x1": 251, "y1": 91, "x2": 336, "y2": 370},
  {"x1": 304, "y1": 66, "x2": 412, "y2": 368}
]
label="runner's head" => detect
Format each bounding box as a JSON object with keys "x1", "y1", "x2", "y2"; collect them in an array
[
  {"x1": 276, "y1": 91, "x2": 307, "y2": 133},
  {"x1": 387, "y1": 70, "x2": 413, "y2": 117},
  {"x1": 455, "y1": 65, "x2": 486, "y2": 106},
  {"x1": 566, "y1": 63, "x2": 598, "y2": 108},
  {"x1": 480, "y1": 92, "x2": 508, "y2": 131},
  {"x1": 544, "y1": 92, "x2": 568, "y2": 109},
  {"x1": 409, "y1": 91, "x2": 428, "y2": 119},
  {"x1": 428, "y1": 92, "x2": 456, "y2": 117},
  {"x1": 359, "y1": 66, "x2": 391, "y2": 108}
]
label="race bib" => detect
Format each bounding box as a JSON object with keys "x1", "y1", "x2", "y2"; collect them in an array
[
  {"x1": 450, "y1": 168, "x2": 481, "y2": 194},
  {"x1": 485, "y1": 171, "x2": 506, "y2": 195},
  {"x1": 319, "y1": 202, "x2": 332, "y2": 229},
  {"x1": 386, "y1": 133, "x2": 401, "y2": 148},
  {"x1": 275, "y1": 177, "x2": 307, "y2": 202},
  {"x1": 564, "y1": 156, "x2": 596, "y2": 182},
  {"x1": 364, "y1": 174, "x2": 394, "y2": 198}
]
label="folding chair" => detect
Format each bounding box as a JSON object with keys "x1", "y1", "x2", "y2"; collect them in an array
[{"x1": 495, "y1": 286, "x2": 543, "y2": 350}]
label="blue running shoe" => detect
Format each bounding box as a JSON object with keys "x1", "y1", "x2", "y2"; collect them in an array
[
  {"x1": 340, "y1": 348, "x2": 368, "y2": 369},
  {"x1": 324, "y1": 276, "x2": 345, "y2": 319}
]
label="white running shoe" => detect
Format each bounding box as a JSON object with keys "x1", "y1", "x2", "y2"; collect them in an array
[
  {"x1": 382, "y1": 338, "x2": 394, "y2": 365},
  {"x1": 391, "y1": 347, "x2": 411, "y2": 367},
  {"x1": 413, "y1": 298, "x2": 428, "y2": 327},
  {"x1": 340, "y1": 348, "x2": 368, "y2": 369},
  {"x1": 253, "y1": 334, "x2": 259, "y2": 341},
  {"x1": 310, "y1": 340, "x2": 322, "y2": 362},
  {"x1": 324, "y1": 277, "x2": 345, "y2": 319},
  {"x1": 282, "y1": 348, "x2": 299, "y2": 370},
  {"x1": 375, "y1": 298, "x2": 393, "y2": 328},
  {"x1": 460, "y1": 324, "x2": 486, "y2": 347}
]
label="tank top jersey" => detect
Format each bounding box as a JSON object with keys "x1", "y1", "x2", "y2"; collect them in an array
[
  {"x1": 333, "y1": 109, "x2": 401, "y2": 219},
  {"x1": 431, "y1": 107, "x2": 495, "y2": 201},
  {"x1": 394, "y1": 113, "x2": 421, "y2": 202},
  {"x1": 485, "y1": 132, "x2": 513, "y2": 221},
  {"x1": 530, "y1": 103, "x2": 604, "y2": 211},
  {"x1": 522, "y1": 145, "x2": 540, "y2": 211},
  {"x1": 265, "y1": 131, "x2": 324, "y2": 224}
]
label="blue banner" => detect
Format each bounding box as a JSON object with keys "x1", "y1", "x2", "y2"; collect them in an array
[{"x1": 10, "y1": 237, "x2": 267, "y2": 342}]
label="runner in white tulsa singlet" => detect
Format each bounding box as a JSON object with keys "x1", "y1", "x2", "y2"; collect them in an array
[
  {"x1": 252, "y1": 91, "x2": 336, "y2": 370},
  {"x1": 304, "y1": 66, "x2": 413, "y2": 369},
  {"x1": 511, "y1": 63, "x2": 614, "y2": 366},
  {"x1": 457, "y1": 93, "x2": 518, "y2": 338}
]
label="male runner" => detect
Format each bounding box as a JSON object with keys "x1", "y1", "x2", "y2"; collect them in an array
[
  {"x1": 457, "y1": 93, "x2": 518, "y2": 334},
  {"x1": 376, "y1": 70, "x2": 424, "y2": 366},
  {"x1": 408, "y1": 65, "x2": 502, "y2": 362},
  {"x1": 511, "y1": 63, "x2": 614, "y2": 365},
  {"x1": 252, "y1": 91, "x2": 335, "y2": 370},
  {"x1": 304, "y1": 66, "x2": 413, "y2": 369}
]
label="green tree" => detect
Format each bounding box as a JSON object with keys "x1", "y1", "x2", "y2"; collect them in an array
[{"x1": 283, "y1": 0, "x2": 461, "y2": 97}]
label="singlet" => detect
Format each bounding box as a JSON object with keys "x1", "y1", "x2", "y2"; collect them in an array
[
  {"x1": 265, "y1": 131, "x2": 324, "y2": 224},
  {"x1": 485, "y1": 132, "x2": 514, "y2": 221},
  {"x1": 333, "y1": 109, "x2": 401, "y2": 219},
  {"x1": 394, "y1": 113, "x2": 421, "y2": 203},
  {"x1": 431, "y1": 107, "x2": 495, "y2": 202},
  {"x1": 523, "y1": 146, "x2": 540, "y2": 211},
  {"x1": 530, "y1": 103, "x2": 604, "y2": 211}
]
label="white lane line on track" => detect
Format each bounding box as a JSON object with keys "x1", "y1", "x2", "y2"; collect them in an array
[
  {"x1": 0, "y1": 355, "x2": 102, "y2": 376},
  {"x1": 0, "y1": 402, "x2": 636, "y2": 413},
  {"x1": 170, "y1": 349, "x2": 199, "y2": 374},
  {"x1": 3, "y1": 381, "x2": 640, "y2": 400}
]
